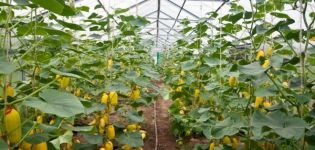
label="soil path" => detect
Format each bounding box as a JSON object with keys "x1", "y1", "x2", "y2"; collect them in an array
[{"x1": 142, "y1": 84, "x2": 177, "y2": 150}]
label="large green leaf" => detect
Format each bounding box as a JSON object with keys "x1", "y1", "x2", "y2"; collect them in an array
[
  {"x1": 270, "y1": 12, "x2": 291, "y2": 19},
  {"x1": 0, "y1": 61, "x2": 17, "y2": 75},
  {"x1": 181, "y1": 60, "x2": 198, "y2": 71},
  {"x1": 31, "y1": 0, "x2": 75, "y2": 16},
  {"x1": 127, "y1": 110, "x2": 144, "y2": 123},
  {"x1": 204, "y1": 56, "x2": 227, "y2": 67},
  {"x1": 254, "y1": 87, "x2": 277, "y2": 96},
  {"x1": 0, "y1": 2, "x2": 12, "y2": 6},
  {"x1": 202, "y1": 126, "x2": 212, "y2": 139},
  {"x1": 211, "y1": 116, "x2": 244, "y2": 139},
  {"x1": 222, "y1": 12, "x2": 243, "y2": 24},
  {"x1": 105, "y1": 81, "x2": 130, "y2": 94},
  {"x1": 13, "y1": 0, "x2": 31, "y2": 5},
  {"x1": 114, "y1": 8, "x2": 129, "y2": 14},
  {"x1": 25, "y1": 133, "x2": 50, "y2": 144},
  {"x1": 61, "y1": 124, "x2": 94, "y2": 132},
  {"x1": 252, "y1": 110, "x2": 308, "y2": 139},
  {"x1": 50, "y1": 130, "x2": 73, "y2": 150},
  {"x1": 56, "y1": 19, "x2": 84, "y2": 31},
  {"x1": 239, "y1": 62, "x2": 267, "y2": 75},
  {"x1": 31, "y1": 0, "x2": 64, "y2": 14},
  {"x1": 22, "y1": 89, "x2": 84, "y2": 118},
  {"x1": 117, "y1": 132, "x2": 144, "y2": 147},
  {"x1": 0, "y1": 138, "x2": 9, "y2": 150},
  {"x1": 81, "y1": 133, "x2": 103, "y2": 145}
]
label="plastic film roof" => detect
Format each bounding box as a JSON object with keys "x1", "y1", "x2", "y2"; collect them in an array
[{"x1": 74, "y1": 0, "x2": 315, "y2": 50}]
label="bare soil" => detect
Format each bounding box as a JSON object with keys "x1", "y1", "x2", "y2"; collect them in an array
[{"x1": 142, "y1": 86, "x2": 177, "y2": 150}]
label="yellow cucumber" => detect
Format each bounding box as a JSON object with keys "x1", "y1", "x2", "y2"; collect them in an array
[
  {"x1": 107, "y1": 125, "x2": 115, "y2": 140},
  {"x1": 101, "y1": 93, "x2": 109, "y2": 104},
  {"x1": 4, "y1": 107, "x2": 22, "y2": 145},
  {"x1": 32, "y1": 142, "x2": 47, "y2": 150},
  {"x1": 104, "y1": 141, "x2": 113, "y2": 150},
  {"x1": 127, "y1": 124, "x2": 138, "y2": 131},
  {"x1": 109, "y1": 92, "x2": 118, "y2": 106}
]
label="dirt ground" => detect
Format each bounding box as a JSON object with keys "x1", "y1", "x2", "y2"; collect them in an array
[{"x1": 142, "y1": 88, "x2": 177, "y2": 150}]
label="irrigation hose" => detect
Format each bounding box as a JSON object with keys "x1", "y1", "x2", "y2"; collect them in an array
[{"x1": 154, "y1": 100, "x2": 158, "y2": 150}]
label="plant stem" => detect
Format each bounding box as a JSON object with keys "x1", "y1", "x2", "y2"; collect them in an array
[
  {"x1": 265, "y1": 71, "x2": 296, "y2": 106},
  {"x1": 8, "y1": 79, "x2": 56, "y2": 105}
]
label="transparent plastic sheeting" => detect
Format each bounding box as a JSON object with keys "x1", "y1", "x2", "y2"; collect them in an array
[{"x1": 13, "y1": 0, "x2": 315, "y2": 48}]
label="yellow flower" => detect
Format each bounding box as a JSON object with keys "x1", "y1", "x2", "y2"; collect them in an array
[
  {"x1": 60, "y1": 77, "x2": 70, "y2": 89},
  {"x1": 6, "y1": 84, "x2": 14, "y2": 97},
  {"x1": 194, "y1": 89, "x2": 200, "y2": 99},
  {"x1": 282, "y1": 81, "x2": 289, "y2": 88},
  {"x1": 108, "y1": 58, "x2": 113, "y2": 69},
  {"x1": 263, "y1": 100, "x2": 272, "y2": 108},
  {"x1": 130, "y1": 88, "x2": 141, "y2": 100},
  {"x1": 229, "y1": 76, "x2": 237, "y2": 87},
  {"x1": 175, "y1": 86, "x2": 182, "y2": 92},
  {"x1": 180, "y1": 71, "x2": 185, "y2": 76},
  {"x1": 36, "y1": 115, "x2": 43, "y2": 124},
  {"x1": 254, "y1": 97, "x2": 264, "y2": 108},
  {"x1": 256, "y1": 50, "x2": 265, "y2": 60},
  {"x1": 232, "y1": 137, "x2": 239, "y2": 149},
  {"x1": 74, "y1": 88, "x2": 81, "y2": 97},
  {"x1": 209, "y1": 142, "x2": 215, "y2": 150},
  {"x1": 267, "y1": 47, "x2": 273, "y2": 57},
  {"x1": 262, "y1": 59, "x2": 270, "y2": 69},
  {"x1": 223, "y1": 136, "x2": 231, "y2": 145},
  {"x1": 178, "y1": 78, "x2": 185, "y2": 85},
  {"x1": 140, "y1": 130, "x2": 147, "y2": 139},
  {"x1": 55, "y1": 75, "x2": 62, "y2": 81},
  {"x1": 84, "y1": 93, "x2": 92, "y2": 100},
  {"x1": 242, "y1": 91, "x2": 250, "y2": 99}
]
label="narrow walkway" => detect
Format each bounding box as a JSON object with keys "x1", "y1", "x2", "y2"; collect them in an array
[{"x1": 142, "y1": 84, "x2": 177, "y2": 150}]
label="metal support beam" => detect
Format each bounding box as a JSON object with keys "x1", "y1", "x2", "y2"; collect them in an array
[
  {"x1": 146, "y1": 17, "x2": 198, "y2": 22},
  {"x1": 126, "y1": 0, "x2": 151, "y2": 10},
  {"x1": 187, "y1": 0, "x2": 225, "y2": 1},
  {"x1": 144, "y1": 10, "x2": 157, "y2": 17},
  {"x1": 165, "y1": 0, "x2": 200, "y2": 19},
  {"x1": 168, "y1": 0, "x2": 187, "y2": 35},
  {"x1": 96, "y1": 0, "x2": 118, "y2": 24},
  {"x1": 143, "y1": 27, "x2": 181, "y2": 31},
  {"x1": 160, "y1": 11, "x2": 177, "y2": 20},
  {"x1": 158, "y1": 21, "x2": 180, "y2": 34},
  {"x1": 156, "y1": 0, "x2": 161, "y2": 47}
]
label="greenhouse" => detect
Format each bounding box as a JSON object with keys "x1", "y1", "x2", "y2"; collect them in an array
[{"x1": 1, "y1": 0, "x2": 315, "y2": 150}]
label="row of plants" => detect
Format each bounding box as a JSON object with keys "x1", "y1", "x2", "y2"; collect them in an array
[
  {"x1": 0, "y1": 0, "x2": 161, "y2": 150},
  {"x1": 161, "y1": 0, "x2": 315, "y2": 150}
]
